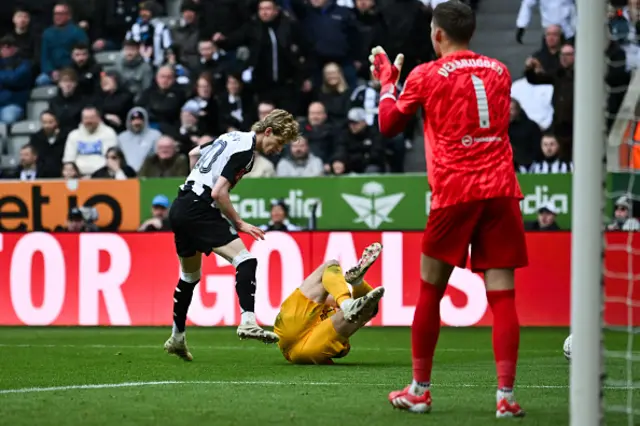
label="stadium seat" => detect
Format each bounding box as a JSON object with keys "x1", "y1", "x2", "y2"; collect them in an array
[
  {"x1": 8, "y1": 136, "x2": 31, "y2": 154},
  {"x1": 27, "y1": 101, "x2": 49, "y2": 120},
  {"x1": 0, "y1": 154, "x2": 19, "y2": 171},
  {"x1": 0, "y1": 123, "x2": 7, "y2": 138},
  {"x1": 95, "y1": 51, "x2": 119, "y2": 66},
  {"x1": 11, "y1": 120, "x2": 40, "y2": 136},
  {"x1": 30, "y1": 85, "x2": 57, "y2": 101},
  {"x1": 166, "y1": 0, "x2": 181, "y2": 17}
]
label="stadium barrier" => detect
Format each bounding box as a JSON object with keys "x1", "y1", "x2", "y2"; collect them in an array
[
  {"x1": 0, "y1": 231, "x2": 637, "y2": 327},
  {"x1": 0, "y1": 173, "x2": 613, "y2": 231}
]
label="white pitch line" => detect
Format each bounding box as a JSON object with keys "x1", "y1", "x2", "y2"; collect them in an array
[
  {"x1": 0, "y1": 344, "x2": 561, "y2": 354},
  {"x1": 0, "y1": 380, "x2": 635, "y2": 395}
]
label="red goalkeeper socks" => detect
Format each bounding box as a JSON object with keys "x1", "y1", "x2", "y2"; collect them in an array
[
  {"x1": 411, "y1": 281, "x2": 446, "y2": 383},
  {"x1": 487, "y1": 289, "x2": 520, "y2": 390}
]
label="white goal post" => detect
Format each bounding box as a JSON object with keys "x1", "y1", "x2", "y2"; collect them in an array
[{"x1": 570, "y1": 0, "x2": 608, "y2": 425}]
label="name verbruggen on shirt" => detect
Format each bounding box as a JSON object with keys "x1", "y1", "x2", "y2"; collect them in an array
[{"x1": 437, "y1": 59, "x2": 504, "y2": 78}]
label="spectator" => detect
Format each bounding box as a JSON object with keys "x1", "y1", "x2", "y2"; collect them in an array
[
  {"x1": 605, "y1": 39, "x2": 632, "y2": 133},
  {"x1": 116, "y1": 40, "x2": 154, "y2": 102},
  {"x1": 164, "y1": 45, "x2": 191, "y2": 87},
  {"x1": 244, "y1": 152, "x2": 276, "y2": 177},
  {"x1": 63, "y1": 106, "x2": 118, "y2": 176},
  {"x1": 163, "y1": 102, "x2": 204, "y2": 154},
  {"x1": 524, "y1": 202, "x2": 561, "y2": 231},
  {"x1": 509, "y1": 98, "x2": 542, "y2": 172},
  {"x1": 218, "y1": 73, "x2": 256, "y2": 131},
  {"x1": 219, "y1": 0, "x2": 308, "y2": 114},
  {"x1": 92, "y1": 0, "x2": 141, "y2": 51},
  {"x1": 125, "y1": 1, "x2": 172, "y2": 68},
  {"x1": 11, "y1": 8, "x2": 38, "y2": 63},
  {"x1": 2, "y1": 143, "x2": 57, "y2": 180},
  {"x1": 531, "y1": 25, "x2": 563, "y2": 76},
  {"x1": 61, "y1": 206, "x2": 99, "y2": 232},
  {"x1": 138, "y1": 135, "x2": 190, "y2": 177},
  {"x1": 91, "y1": 146, "x2": 137, "y2": 179},
  {"x1": 48, "y1": 68, "x2": 86, "y2": 132},
  {"x1": 95, "y1": 70, "x2": 134, "y2": 133},
  {"x1": 276, "y1": 135, "x2": 324, "y2": 177},
  {"x1": 138, "y1": 194, "x2": 171, "y2": 231},
  {"x1": 259, "y1": 200, "x2": 302, "y2": 232},
  {"x1": 330, "y1": 157, "x2": 347, "y2": 175},
  {"x1": 353, "y1": 0, "x2": 382, "y2": 80},
  {"x1": 194, "y1": 39, "x2": 233, "y2": 91},
  {"x1": 28, "y1": 110, "x2": 69, "y2": 177},
  {"x1": 317, "y1": 62, "x2": 351, "y2": 128},
  {"x1": 298, "y1": 101, "x2": 335, "y2": 171},
  {"x1": 70, "y1": 43, "x2": 102, "y2": 97},
  {"x1": 335, "y1": 106, "x2": 384, "y2": 173},
  {"x1": 184, "y1": 73, "x2": 221, "y2": 136},
  {"x1": 37, "y1": 2, "x2": 88, "y2": 87},
  {"x1": 61, "y1": 161, "x2": 81, "y2": 179},
  {"x1": 510, "y1": 73, "x2": 554, "y2": 131},
  {"x1": 118, "y1": 107, "x2": 161, "y2": 172},
  {"x1": 608, "y1": 196, "x2": 640, "y2": 231},
  {"x1": 137, "y1": 65, "x2": 186, "y2": 131},
  {"x1": 375, "y1": 0, "x2": 434, "y2": 83},
  {"x1": 291, "y1": 0, "x2": 360, "y2": 88},
  {"x1": 0, "y1": 35, "x2": 31, "y2": 125},
  {"x1": 525, "y1": 43, "x2": 575, "y2": 160},
  {"x1": 171, "y1": 0, "x2": 200, "y2": 72},
  {"x1": 528, "y1": 133, "x2": 573, "y2": 174},
  {"x1": 515, "y1": 0, "x2": 576, "y2": 44}
]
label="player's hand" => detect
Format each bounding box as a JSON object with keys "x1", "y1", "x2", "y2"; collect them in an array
[
  {"x1": 516, "y1": 28, "x2": 525, "y2": 44},
  {"x1": 236, "y1": 220, "x2": 265, "y2": 241},
  {"x1": 368, "y1": 46, "x2": 404, "y2": 87}
]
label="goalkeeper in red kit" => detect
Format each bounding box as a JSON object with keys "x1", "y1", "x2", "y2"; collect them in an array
[{"x1": 371, "y1": 0, "x2": 527, "y2": 419}]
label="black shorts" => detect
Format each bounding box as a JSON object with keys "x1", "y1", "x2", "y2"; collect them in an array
[{"x1": 168, "y1": 189, "x2": 239, "y2": 257}]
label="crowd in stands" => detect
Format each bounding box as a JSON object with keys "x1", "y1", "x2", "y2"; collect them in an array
[
  {"x1": 510, "y1": 0, "x2": 639, "y2": 174},
  {"x1": 0, "y1": 0, "x2": 459, "y2": 181},
  {"x1": 0, "y1": 0, "x2": 636, "y2": 183}
]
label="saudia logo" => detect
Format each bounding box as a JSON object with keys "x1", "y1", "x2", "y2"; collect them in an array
[
  {"x1": 425, "y1": 185, "x2": 569, "y2": 216},
  {"x1": 520, "y1": 185, "x2": 569, "y2": 214},
  {"x1": 342, "y1": 182, "x2": 405, "y2": 229},
  {"x1": 230, "y1": 191, "x2": 322, "y2": 220}
]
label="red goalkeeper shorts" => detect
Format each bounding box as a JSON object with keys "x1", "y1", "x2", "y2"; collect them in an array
[{"x1": 422, "y1": 197, "x2": 528, "y2": 272}]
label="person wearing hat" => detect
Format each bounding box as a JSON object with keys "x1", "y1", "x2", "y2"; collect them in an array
[
  {"x1": 608, "y1": 196, "x2": 640, "y2": 231},
  {"x1": 0, "y1": 34, "x2": 32, "y2": 125},
  {"x1": 118, "y1": 106, "x2": 161, "y2": 172},
  {"x1": 160, "y1": 101, "x2": 204, "y2": 155},
  {"x1": 334, "y1": 107, "x2": 385, "y2": 174},
  {"x1": 61, "y1": 206, "x2": 99, "y2": 232},
  {"x1": 524, "y1": 202, "x2": 561, "y2": 231},
  {"x1": 138, "y1": 194, "x2": 172, "y2": 231},
  {"x1": 259, "y1": 200, "x2": 303, "y2": 232}
]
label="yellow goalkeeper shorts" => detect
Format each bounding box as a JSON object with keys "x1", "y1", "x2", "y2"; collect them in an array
[{"x1": 274, "y1": 289, "x2": 350, "y2": 364}]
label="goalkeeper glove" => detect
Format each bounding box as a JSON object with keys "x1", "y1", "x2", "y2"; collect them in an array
[{"x1": 369, "y1": 46, "x2": 404, "y2": 94}]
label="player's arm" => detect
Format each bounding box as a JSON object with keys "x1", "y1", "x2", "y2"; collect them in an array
[
  {"x1": 211, "y1": 149, "x2": 251, "y2": 226},
  {"x1": 188, "y1": 145, "x2": 201, "y2": 169},
  {"x1": 378, "y1": 67, "x2": 424, "y2": 137}
]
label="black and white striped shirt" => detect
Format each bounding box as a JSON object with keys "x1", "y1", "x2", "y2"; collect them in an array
[
  {"x1": 528, "y1": 158, "x2": 573, "y2": 174},
  {"x1": 126, "y1": 19, "x2": 172, "y2": 67}
]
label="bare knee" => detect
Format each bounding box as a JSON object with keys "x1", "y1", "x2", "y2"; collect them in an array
[
  {"x1": 484, "y1": 268, "x2": 515, "y2": 291},
  {"x1": 420, "y1": 254, "x2": 454, "y2": 288}
]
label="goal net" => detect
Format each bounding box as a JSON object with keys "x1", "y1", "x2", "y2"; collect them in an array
[{"x1": 573, "y1": 2, "x2": 640, "y2": 425}]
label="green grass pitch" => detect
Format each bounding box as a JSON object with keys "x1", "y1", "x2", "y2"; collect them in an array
[{"x1": 0, "y1": 327, "x2": 636, "y2": 425}]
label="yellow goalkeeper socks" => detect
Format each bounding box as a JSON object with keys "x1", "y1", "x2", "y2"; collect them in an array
[
  {"x1": 322, "y1": 265, "x2": 353, "y2": 307},
  {"x1": 351, "y1": 280, "x2": 374, "y2": 299}
]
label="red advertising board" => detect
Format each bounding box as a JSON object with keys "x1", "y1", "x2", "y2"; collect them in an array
[{"x1": 0, "y1": 232, "x2": 637, "y2": 326}]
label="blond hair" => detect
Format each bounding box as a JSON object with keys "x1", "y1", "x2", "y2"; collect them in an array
[
  {"x1": 322, "y1": 62, "x2": 348, "y2": 94},
  {"x1": 251, "y1": 109, "x2": 300, "y2": 143}
]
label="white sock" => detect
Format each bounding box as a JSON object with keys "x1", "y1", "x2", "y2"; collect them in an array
[
  {"x1": 171, "y1": 323, "x2": 185, "y2": 341},
  {"x1": 409, "y1": 379, "x2": 430, "y2": 396},
  {"x1": 241, "y1": 311, "x2": 256, "y2": 325},
  {"x1": 497, "y1": 388, "x2": 514, "y2": 402},
  {"x1": 340, "y1": 298, "x2": 354, "y2": 311}
]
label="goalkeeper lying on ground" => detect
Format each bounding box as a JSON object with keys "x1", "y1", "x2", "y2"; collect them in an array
[{"x1": 274, "y1": 243, "x2": 385, "y2": 364}]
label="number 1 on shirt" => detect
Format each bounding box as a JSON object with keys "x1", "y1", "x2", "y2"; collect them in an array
[{"x1": 471, "y1": 74, "x2": 490, "y2": 129}]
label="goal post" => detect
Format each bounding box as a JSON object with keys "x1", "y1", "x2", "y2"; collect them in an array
[{"x1": 570, "y1": 0, "x2": 608, "y2": 425}]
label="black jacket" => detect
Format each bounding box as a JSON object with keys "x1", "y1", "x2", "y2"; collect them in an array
[
  {"x1": 28, "y1": 128, "x2": 69, "y2": 177},
  {"x1": 198, "y1": 0, "x2": 252, "y2": 39},
  {"x1": 48, "y1": 89, "x2": 88, "y2": 132},
  {"x1": 299, "y1": 118, "x2": 336, "y2": 165},
  {"x1": 136, "y1": 84, "x2": 186, "y2": 128},
  {"x1": 217, "y1": 92, "x2": 257, "y2": 132},
  {"x1": 508, "y1": 110, "x2": 542, "y2": 168},
  {"x1": 335, "y1": 126, "x2": 384, "y2": 173},
  {"x1": 94, "y1": 88, "x2": 134, "y2": 133},
  {"x1": 72, "y1": 58, "x2": 102, "y2": 98}
]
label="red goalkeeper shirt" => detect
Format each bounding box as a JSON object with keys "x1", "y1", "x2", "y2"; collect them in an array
[{"x1": 380, "y1": 50, "x2": 523, "y2": 210}]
